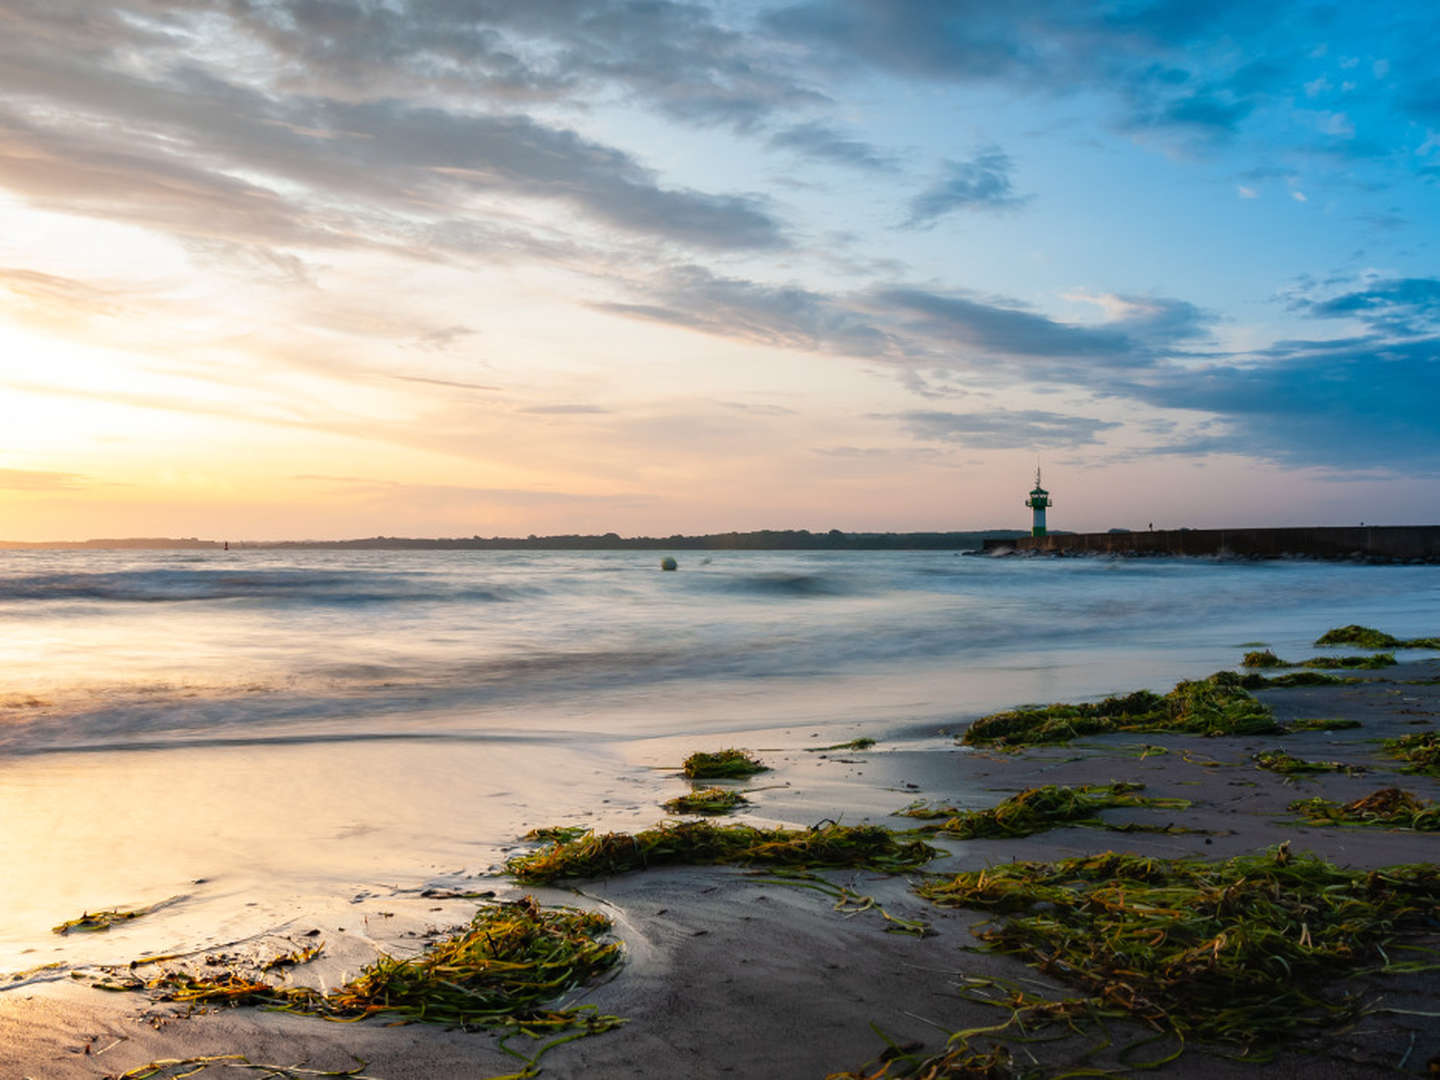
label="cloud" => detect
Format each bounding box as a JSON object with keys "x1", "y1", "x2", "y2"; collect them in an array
[
  {"x1": 0, "y1": 14, "x2": 789, "y2": 257},
  {"x1": 1121, "y1": 335, "x2": 1440, "y2": 469},
  {"x1": 765, "y1": 0, "x2": 1284, "y2": 141},
  {"x1": 768, "y1": 122, "x2": 896, "y2": 171},
  {"x1": 519, "y1": 404, "x2": 611, "y2": 415},
  {"x1": 885, "y1": 409, "x2": 1120, "y2": 449},
  {"x1": 1296, "y1": 276, "x2": 1440, "y2": 335},
  {"x1": 590, "y1": 265, "x2": 900, "y2": 359},
  {"x1": 719, "y1": 401, "x2": 799, "y2": 416},
  {"x1": 0, "y1": 468, "x2": 89, "y2": 491},
  {"x1": 597, "y1": 262, "x2": 1440, "y2": 471},
  {"x1": 905, "y1": 148, "x2": 1029, "y2": 226},
  {"x1": 293, "y1": 474, "x2": 656, "y2": 509}
]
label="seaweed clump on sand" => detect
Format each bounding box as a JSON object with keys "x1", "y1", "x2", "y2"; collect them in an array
[
  {"x1": 109, "y1": 1056, "x2": 382, "y2": 1079},
  {"x1": 661, "y1": 786, "x2": 749, "y2": 815},
  {"x1": 826, "y1": 1043, "x2": 1016, "y2": 1080},
  {"x1": 1253, "y1": 749, "x2": 1359, "y2": 775},
  {"x1": 962, "y1": 672, "x2": 1278, "y2": 748},
  {"x1": 506, "y1": 820, "x2": 939, "y2": 884},
  {"x1": 1242, "y1": 650, "x2": 1394, "y2": 670},
  {"x1": 1289, "y1": 788, "x2": 1438, "y2": 830},
  {"x1": 54, "y1": 907, "x2": 152, "y2": 935},
  {"x1": 1316, "y1": 625, "x2": 1440, "y2": 649},
  {"x1": 807, "y1": 737, "x2": 878, "y2": 752},
  {"x1": 1242, "y1": 649, "x2": 1286, "y2": 668},
  {"x1": 916, "y1": 845, "x2": 1440, "y2": 1051},
  {"x1": 681, "y1": 749, "x2": 768, "y2": 779},
  {"x1": 133, "y1": 897, "x2": 622, "y2": 1049},
  {"x1": 926, "y1": 783, "x2": 1190, "y2": 840},
  {"x1": 1382, "y1": 732, "x2": 1440, "y2": 776},
  {"x1": 1240, "y1": 671, "x2": 1362, "y2": 689}
]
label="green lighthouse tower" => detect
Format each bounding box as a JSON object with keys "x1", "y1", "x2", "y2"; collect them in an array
[{"x1": 1025, "y1": 468, "x2": 1052, "y2": 537}]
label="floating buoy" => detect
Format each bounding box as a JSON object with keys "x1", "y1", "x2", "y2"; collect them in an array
[{"x1": 660, "y1": 557, "x2": 678, "y2": 571}]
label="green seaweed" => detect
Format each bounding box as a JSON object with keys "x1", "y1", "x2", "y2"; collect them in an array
[
  {"x1": 661, "y1": 786, "x2": 750, "y2": 815},
  {"x1": 108, "y1": 1057, "x2": 381, "y2": 1080},
  {"x1": 1289, "y1": 787, "x2": 1439, "y2": 830},
  {"x1": 1241, "y1": 649, "x2": 1285, "y2": 668},
  {"x1": 506, "y1": 820, "x2": 939, "y2": 884},
  {"x1": 962, "y1": 672, "x2": 1278, "y2": 749},
  {"x1": 1240, "y1": 671, "x2": 1362, "y2": 688},
  {"x1": 928, "y1": 783, "x2": 1190, "y2": 840},
  {"x1": 1315, "y1": 625, "x2": 1440, "y2": 650},
  {"x1": 895, "y1": 799, "x2": 962, "y2": 819},
  {"x1": 53, "y1": 898, "x2": 172, "y2": 935},
  {"x1": 916, "y1": 845, "x2": 1440, "y2": 1051},
  {"x1": 681, "y1": 749, "x2": 768, "y2": 779},
  {"x1": 1315, "y1": 625, "x2": 1402, "y2": 648},
  {"x1": 1252, "y1": 749, "x2": 1358, "y2": 774},
  {"x1": 1382, "y1": 731, "x2": 1440, "y2": 775},
  {"x1": 807, "y1": 737, "x2": 878, "y2": 752},
  {"x1": 524, "y1": 825, "x2": 591, "y2": 844},
  {"x1": 1242, "y1": 650, "x2": 1394, "y2": 670},
  {"x1": 1300, "y1": 652, "x2": 1395, "y2": 669},
  {"x1": 127, "y1": 897, "x2": 622, "y2": 1075},
  {"x1": 826, "y1": 1040, "x2": 1016, "y2": 1080}
]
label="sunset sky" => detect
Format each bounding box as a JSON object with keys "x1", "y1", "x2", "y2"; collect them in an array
[{"x1": 1, "y1": 0, "x2": 1437, "y2": 540}]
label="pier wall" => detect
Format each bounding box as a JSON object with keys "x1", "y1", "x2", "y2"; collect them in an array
[{"x1": 983, "y1": 526, "x2": 1440, "y2": 561}]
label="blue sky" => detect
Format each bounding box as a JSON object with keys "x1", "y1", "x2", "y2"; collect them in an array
[{"x1": 0, "y1": 0, "x2": 1436, "y2": 538}]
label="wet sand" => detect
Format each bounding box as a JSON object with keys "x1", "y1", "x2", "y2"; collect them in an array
[{"x1": 2, "y1": 659, "x2": 1438, "y2": 1079}]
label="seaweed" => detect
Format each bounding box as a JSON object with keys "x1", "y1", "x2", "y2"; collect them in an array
[
  {"x1": 1241, "y1": 649, "x2": 1285, "y2": 668},
  {"x1": 54, "y1": 902, "x2": 161, "y2": 935},
  {"x1": 1382, "y1": 731, "x2": 1440, "y2": 775},
  {"x1": 1300, "y1": 653, "x2": 1396, "y2": 669},
  {"x1": 681, "y1": 749, "x2": 768, "y2": 779},
  {"x1": 1289, "y1": 788, "x2": 1439, "y2": 830},
  {"x1": 661, "y1": 786, "x2": 750, "y2": 815},
  {"x1": 927, "y1": 783, "x2": 1190, "y2": 840},
  {"x1": 826, "y1": 1039, "x2": 1017, "y2": 1080},
  {"x1": 1252, "y1": 749, "x2": 1359, "y2": 775},
  {"x1": 916, "y1": 845, "x2": 1440, "y2": 1051},
  {"x1": 962, "y1": 672, "x2": 1278, "y2": 748},
  {"x1": 1239, "y1": 670, "x2": 1362, "y2": 689},
  {"x1": 524, "y1": 825, "x2": 591, "y2": 844},
  {"x1": 1315, "y1": 625, "x2": 1402, "y2": 648},
  {"x1": 752, "y1": 870, "x2": 933, "y2": 937},
  {"x1": 107, "y1": 1058, "x2": 381, "y2": 1080},
  {"x1": 119, "y1": 897, "x2": 623, "y2": 1077},
  {"x1": 895, "y1": 799, "x2": 962, "y2": 820},
  {"x1": 506, "y1": 819, "x2": 939, "y2": 884},
  {"x1": 1315, "y1": 625, "x2": 1440, "y2": 649},
  {"x1": 1242, "y1": 650, "x2": 1394, "y2": 670},
  {"x1": 808, "y1": 737, "x2": 878, "y2": 752}
]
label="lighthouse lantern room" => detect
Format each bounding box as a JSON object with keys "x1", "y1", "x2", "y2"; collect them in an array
[{"x1": 1025, "y1": 468, "x2": 1052, "y2": 537}]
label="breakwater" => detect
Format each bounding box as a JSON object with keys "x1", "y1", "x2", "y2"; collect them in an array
[{"x1": 983, "y1": 525, "x2": 1440, "y2": 562}]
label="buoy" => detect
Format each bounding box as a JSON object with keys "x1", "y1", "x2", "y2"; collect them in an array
[{"x1": 660, "y1": 557, "x2": 678, "y2": 571}]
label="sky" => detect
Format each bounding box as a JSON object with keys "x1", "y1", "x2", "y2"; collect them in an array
[{"x1": 1, "y1": 0, "x2": 1438, "y2": 540}]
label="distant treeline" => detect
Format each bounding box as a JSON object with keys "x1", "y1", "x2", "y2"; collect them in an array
[
  {"x1": 0, "y1": 530, "x2": 1035, "y2": 551},
  {"x1": 246, "y1": 529, "x2": 1035, "y2": 550}
]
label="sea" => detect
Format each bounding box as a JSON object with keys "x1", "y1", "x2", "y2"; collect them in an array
[{"x1": 0, "y1": 547, "x2": 1435, "y2": 969}]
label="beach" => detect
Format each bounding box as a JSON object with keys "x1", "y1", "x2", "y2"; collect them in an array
[{"x1": 1, "y1": 551, "x2": 1437, "y2": 1078}]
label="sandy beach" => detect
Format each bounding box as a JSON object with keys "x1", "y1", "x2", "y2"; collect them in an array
[{"x1": 3, "y1": 652, "x2": 1437, "y2": 1080}]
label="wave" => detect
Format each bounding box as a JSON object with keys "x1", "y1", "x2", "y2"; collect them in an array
[
  {"x1": 701, "y1": 571, "x2": 856, "y2": 598},
  {"x1": 0, "y1": 569, "x2": 529, "y2": 606}
]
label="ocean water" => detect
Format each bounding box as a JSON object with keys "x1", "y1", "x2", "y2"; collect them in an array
[{"x1": 0, "y1": 548, "x2": 1435, "y2": 968}]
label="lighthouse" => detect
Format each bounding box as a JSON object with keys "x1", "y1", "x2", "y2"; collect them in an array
[{"x1": 1025, "y1": 468, "x2": 1052, "y2": 537}]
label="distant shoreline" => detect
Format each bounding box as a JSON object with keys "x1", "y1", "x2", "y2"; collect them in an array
[{"x1": 0, "y1": 529, "x2": 1032, "y2": 551}]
